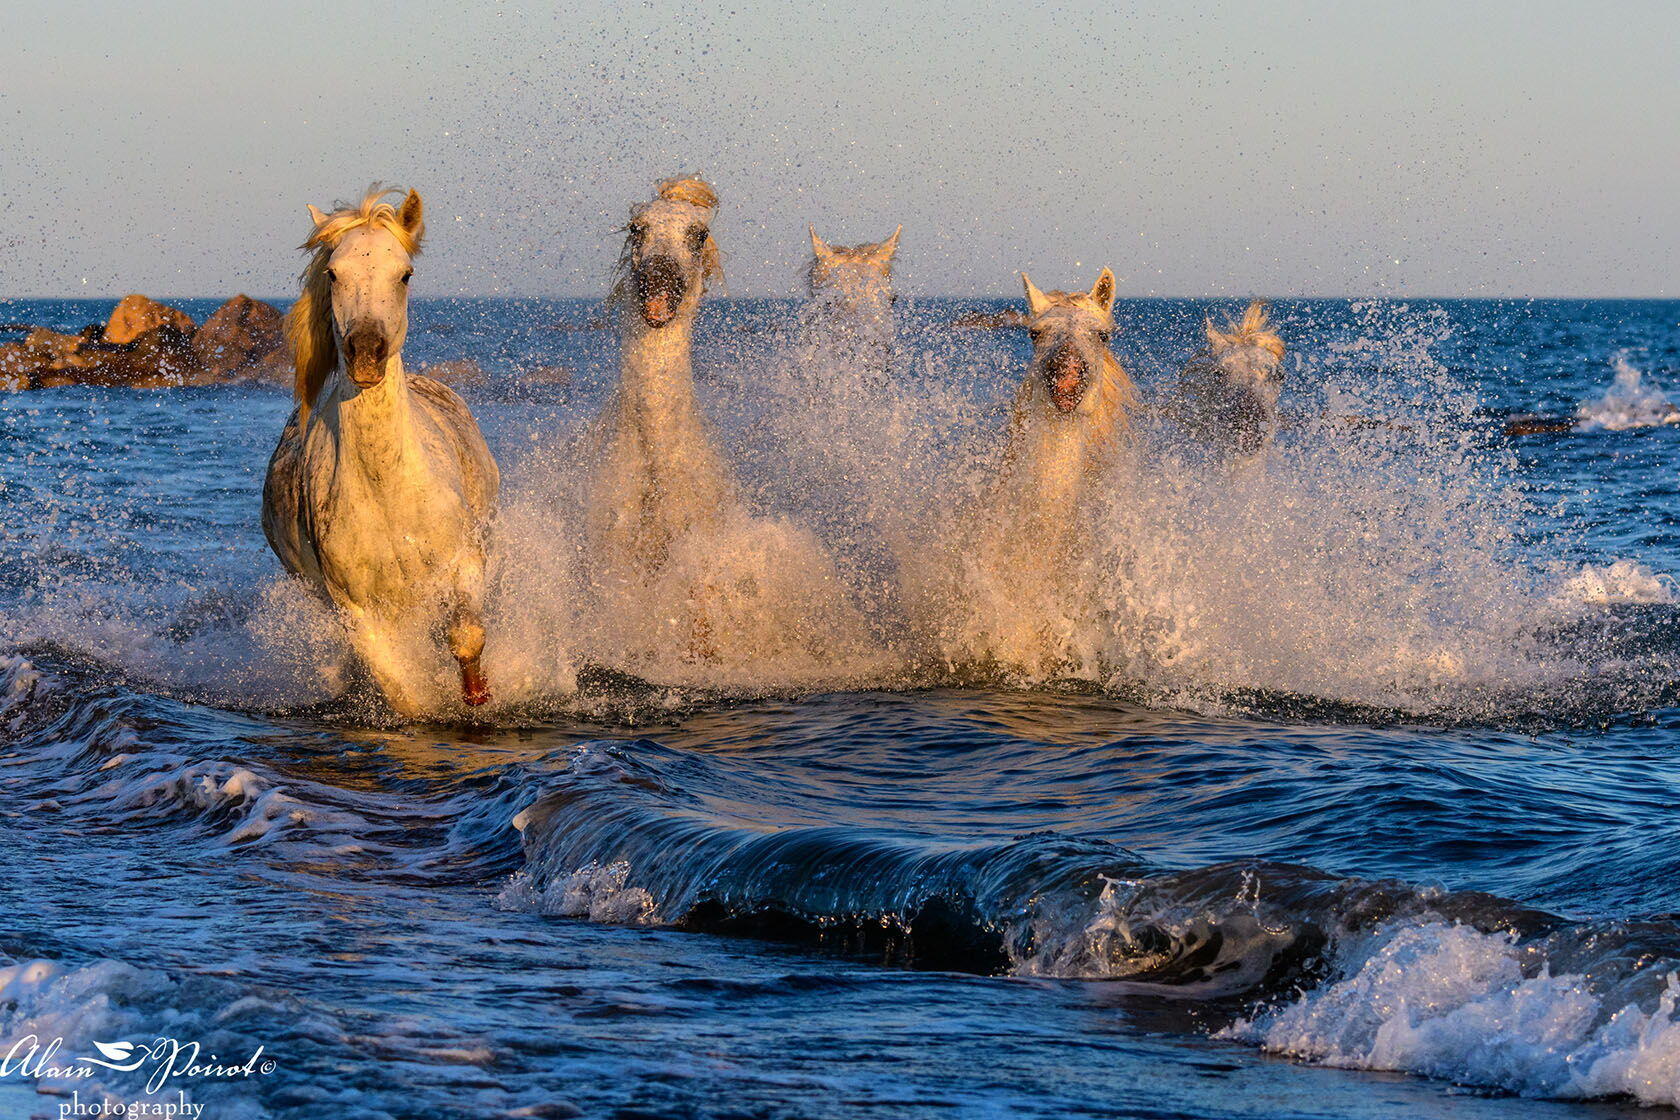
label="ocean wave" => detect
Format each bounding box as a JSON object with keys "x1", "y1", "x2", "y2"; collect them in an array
[
  {"x1": 0, "y1": 954, "x2": 288, "y2": 1117},
  {"x1": 0, "y1": 656, "x2": 469, "y2": 866},
  {"x1": 1548, "y1": 559, "x2": 1677, "y2": 610},
  {"x1": 496, "y1": 737, "x2": 1680, "y2": 1106}
]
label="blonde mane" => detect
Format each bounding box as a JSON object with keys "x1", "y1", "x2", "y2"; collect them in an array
[
  {"x1": 1205, "y1": 300, "x2": 1285, "y2": 360},
  {"x1": 284, "y1": 186, "x2": 425, "y2": 420},
  {"x1": 609, "y1": 177, "x2": 724, "y2": 311}
]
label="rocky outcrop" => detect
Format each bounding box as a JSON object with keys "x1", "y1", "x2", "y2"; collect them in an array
[
  {"x1": 0, "y1": 327, "x2": 102, "y2": 385},
  {"x1": 104, "y1": 294, "x2": 196, "y2": 345},
  {"x1": 191, "y1": 294, "x2": 287, "y2": 382},
  {"x1": 0, "y1": 295, "x2": 288, "y2": 390}
]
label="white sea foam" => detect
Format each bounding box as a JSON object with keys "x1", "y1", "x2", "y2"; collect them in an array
[
  {"x1": 1576, "y1": 354, "x2": 1680, "y2": 432},
  {"x1": 1223, "y1": 920, "x2": 1680, "y2": 1107},
  {"x1": 496, "y1": 861, "x2": 656, "y2": 925},
  {"x1": 1084, "y1": 303, "x2": 1553, "y2": 710},
  {"x1": 1547, "y1": 559, "x2": 1677, "y2": 610},
  {"x1": 0, "y1": 957, "x2": 274, "y2": 1119}
]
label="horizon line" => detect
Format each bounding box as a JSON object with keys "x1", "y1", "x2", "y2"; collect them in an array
[{"x1": 2, "y1": 293, "x2": 1676, "y2": 305}]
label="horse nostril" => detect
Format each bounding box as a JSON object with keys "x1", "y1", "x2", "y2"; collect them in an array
[
  {"x1": 1044, "y1": 348, "x2": 1089, "y2": 412},
  {"x1": 636, "y1": 257, "x2": 686, "y2": 297},
  {"x1": 635, "y1": 256, "x2": 688, "y2": 326},
  {"x1": 343, "y1": 326, "x2": 385, "y2": 359}
]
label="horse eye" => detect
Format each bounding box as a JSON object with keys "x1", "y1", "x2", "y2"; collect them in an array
[
  {"x1": 401, "y1": 270, "x2": 413, "y2": 285},
  {"x1": 324, "y1": 268, "x2": 337, "y2": 284},
  {"x1": 687, "y1": 225, "x2": 707, "y2": 248}
]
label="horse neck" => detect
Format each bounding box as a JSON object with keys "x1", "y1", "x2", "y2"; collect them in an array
[
  {"x1": 617, "y1": 308, "x2": 702, "y2": 426},
  {"x1": 998, "y1": 388, "x2": 1103, "y2": 523},
  {"x1": 313, "y1": 353, "x2": 424, "y2": 478}
]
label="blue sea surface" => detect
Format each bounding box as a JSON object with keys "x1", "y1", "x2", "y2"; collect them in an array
[{"x1": 1, "y1": 295, "x2": 1679, "y2": 1118}]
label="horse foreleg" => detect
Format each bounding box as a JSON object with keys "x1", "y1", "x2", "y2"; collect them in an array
[
  {"x1": 349, "y1": 618, "x2": 425, "y2": 718},
  {"x1": 448, "y1": 557, "x2": 491, "y2": 707},
  {"x1": 449, "y1": 607, "x2": 490, "y2": 707}
]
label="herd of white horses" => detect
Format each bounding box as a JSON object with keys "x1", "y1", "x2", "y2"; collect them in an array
[{"x1": 259, "y1": 179, "x2": 1287, "y2": 715}]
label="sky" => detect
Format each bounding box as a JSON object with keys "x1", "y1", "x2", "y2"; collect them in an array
[{"x1": 2, "y1": 0, "x2": 1676, "y2": 298}]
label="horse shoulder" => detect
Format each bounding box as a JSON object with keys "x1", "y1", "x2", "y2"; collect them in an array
[
  {"x1": 407, "y1": 373, "x2": 499, "y2": 517},
  {"x1": 261, "y1": 408, "x2": 320, "y2": 581}
]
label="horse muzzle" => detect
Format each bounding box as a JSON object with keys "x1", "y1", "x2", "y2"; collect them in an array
[
  {"x1": 342, "y1": 322, "x2": 390, "y2": 387},
  {"x1": 1045, "y1": 352, "x2": 1089, "y2": 414},
  {"x1": 634, "y1": 256, "x2": 688, "y2": 328}
]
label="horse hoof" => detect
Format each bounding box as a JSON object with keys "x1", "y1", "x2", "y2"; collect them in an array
[{"x1": 460, "y1": 663, "x2": 490, "y2": 707}]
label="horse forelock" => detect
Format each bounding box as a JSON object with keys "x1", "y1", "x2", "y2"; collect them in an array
[
  {"x1": 285, "y1": 188, "x2": 422, "y2": 420},
  {"x1": 611, "y1": 180, "x2": 724, "y2": 308},
  {"x1": 1029, "y1": 289, "x2": 1115, "y2": 332}
]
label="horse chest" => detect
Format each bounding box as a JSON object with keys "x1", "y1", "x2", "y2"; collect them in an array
[{"x1": 304, "y1": 454, "x2": 465, "y2": 605}]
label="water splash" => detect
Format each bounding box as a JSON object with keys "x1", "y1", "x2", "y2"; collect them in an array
[
  {"x1": 1576, "y1": 353, "x2": 1680, "y2": 431},
  {"x1": 1225, "y1": 920, "x2": 1680, "y2": 1108},
  {"x1": 1, "y1": 301, "x2": 1673, "y2": 723}
]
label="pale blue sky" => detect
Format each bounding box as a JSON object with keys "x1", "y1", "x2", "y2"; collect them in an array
[{"x1": 2, "y1": 0, "x2": 1675, "y2": 297}]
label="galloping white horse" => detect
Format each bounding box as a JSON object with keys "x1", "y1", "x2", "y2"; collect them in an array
[
  {"x1": 932, "y1": 269, "x2": 1137, "y2": 676},
  {"x1": 806, "y1": 226, "x2": 900, "y2": 317},
  {"x1": 262, "y1": 187, "x2": 499, "y2": 715},
  {"x1": 1000, "y1": 269, "x2": 1136, "y2": 533},
  {"x1": 580, "y1": 178, "x2": 874, "y2": 677},
  {"x1": 797, "y1": 224, "x2": 901, "y2": 386},
  {"x1": 584, "y1": 177, "x2": 735, "y2": 581}
]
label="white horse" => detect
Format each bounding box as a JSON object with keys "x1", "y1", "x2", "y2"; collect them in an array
[
  {"x1": 796, "y1": 224, "x2": 901, "y2": 385},
  {"x1": 807, "y1": 226, "x2": 900, "y2": 316},
  {"x1": 1170, "y1": 300, "x2": 1287, "y2": 460},
  {"x1": 931, "y1": 269, "x2": 1137, "y2": 676},
  {"x1": 262, "y1": 187, "x2": 499, "y2": 716},
  {"x1": 585, "y1": 177, "x2": 735, "y2": 581},
  {"x1": 580, "y1": 178, "x2": 874, "y2": 678}
]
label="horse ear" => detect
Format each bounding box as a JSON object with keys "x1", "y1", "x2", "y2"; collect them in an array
[
  {"x1": 1090, "y1": 268, "x2": 1116, "y2": 312},
  {"x1": 809, "y1": 225, "x2": 832, "y2": 259},
  {"x1": 1022, "y1": 273, "x2": 1049, "y2": 317},
  {"x1": 399, "y1": 190, "x2": 425, "y2": 240},
  {"x1": 1204, "y1": 317, "x2": 1226, "y2": 348},
  {"x1": 306, "y1": 204, "x2": 328, "y2": 228},
  {"x1": 877, "y1": 225, "x2": 902, "y2": 260}
]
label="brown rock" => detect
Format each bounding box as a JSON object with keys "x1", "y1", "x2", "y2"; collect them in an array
[
  {"x1": 35, "y1": 325, "x2": 200, "y2": 388},
  {"x1": 104, "y1": 294, "x2": 195, "y2": 346},
  {"x1": 0, "y1": 328, "x2": 101, "y2": 389},
  {"x1": 191, "y1": 294, "x2": 287, "y2": 381},
  {"x1": 0, "y1": 346, "x2": 29, "y2": 391},
  {"x1": 108, "y1": 326, "x2": 202, "y2": 387}
]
